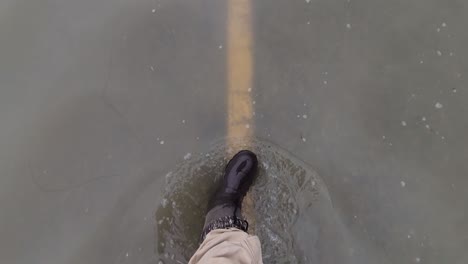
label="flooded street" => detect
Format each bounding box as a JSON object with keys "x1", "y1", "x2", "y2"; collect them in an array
[{"x1": 1, "y1": 0, "x2": 468, "y2": 263}]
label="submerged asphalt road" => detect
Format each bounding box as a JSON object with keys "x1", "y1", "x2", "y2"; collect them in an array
[{"x1": 1, "y1": 0, "x2": 467, "y2": 263}]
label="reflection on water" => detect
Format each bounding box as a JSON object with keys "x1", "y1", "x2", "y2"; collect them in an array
[{"x1": 155, "y1": 139, "x2": 337, "y2": 264}]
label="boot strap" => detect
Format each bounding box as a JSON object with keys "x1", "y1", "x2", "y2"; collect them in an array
[{"x1": 201, "y1": 216, "x2": 249, "y2": 241}]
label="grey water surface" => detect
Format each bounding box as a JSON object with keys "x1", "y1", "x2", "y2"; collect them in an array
[{"x1": 1, "y1": 0, "x2": 468, "y2": 263}]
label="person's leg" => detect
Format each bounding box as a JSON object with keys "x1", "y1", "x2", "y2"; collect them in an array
[
  {"x1": 189, "y1": 150, "x2": 263, "y2": 264},
  {"x1": 189, "y1": 228, "x2": 262, "y2": 264}
]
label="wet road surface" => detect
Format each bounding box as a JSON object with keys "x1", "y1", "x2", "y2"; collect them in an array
[{"x1": 1, "y1": 0, "x2": 468, "y2": 263}]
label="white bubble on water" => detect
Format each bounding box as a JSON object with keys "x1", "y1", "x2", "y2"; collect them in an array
[
  {"x1": 162, "y1": 199, "x2": 169, "y2": 208},
  {"x1": 435, "y1": 102, "x2": 443, "y2": 109},
  {"x1": 346, "y1": 23, "x2": 352, "y2": 29},
  {"x1": 401, "y1": 121, "x2": 407, "y2": 127},
  {"x1": 400, "y1": 181, "x2": 406, "y2": 187},
  {"x1": 436, "y1": 50, "x2": 442, "y2": 56},
  {"x1": 183, "y1": 153, "x2": 192, "y2": 160}
]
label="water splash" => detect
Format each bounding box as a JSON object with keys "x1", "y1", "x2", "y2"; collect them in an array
[{"x1": 155, "y1": 139, "x2": 333, "y2": 263}]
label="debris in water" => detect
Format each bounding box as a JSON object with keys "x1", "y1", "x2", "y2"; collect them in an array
[
  {"x1": 305, "y1": 0, "x2": 311, "y2": 3},
  {"x1": 346, "y1": 23, "x2": 352, "y2": 29},
  {"x1": 452, "y1": 88, "x2": 457, "y2": 93},
  {"x1": 415, "y1": 257, "x2": 421, "y2": 263},
  {"x1": 152, "y1": 9, "x2": 156, "y2": 13},
  {"x1": 160, "y1": 140, "x2": 165, "y2": 145},
  {"x1": 400, "y1": 181, "x2": 406, "y2": 187},
  {"x1": 421, "y1": 116, "x2": 426, "y2": 121},
  {"x1": 162, "y1": 199, "x2": 169, "y2": 208},
  {"x1": 182, "y1": 119, "x2": 186, "y2": 124},
  {"x1": 435, "y1": 102, "x2": 443, "y2": 109},
  {"x1": 302, "y1": 114, "x2": 308, "y2": 119},
  {"x1": 248, "y1": 87, "x2": 252, "y2": 92},
  {"x1": 425, "y1": 124, "x2": 430, "y2": 129},
  {"x1": 183, "y1": 153, "x2": 192, "y2": 160},
  {"x1": 126, "y1": 252, "x2": 130, "y2": 257},
  {"x1": 245, "y1": 124, "x2": 250, "y2": 129},
  {"x1": 218, "y1": 45, "x2": 223, "y2": 49},
  {"x1": 401, "y1": 121, "x2": 407, "y2": 127},
  {"x1": 436, "y1": 50, "x2": 442, "y2": 56},
  {"x1": 441, "y1": 22, "x2": 447, "y2": 27},
  {"x1": 301, "y1": 136, "x2": 307, "y2": 142}
]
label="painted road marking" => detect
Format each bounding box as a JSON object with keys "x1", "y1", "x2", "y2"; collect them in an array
[
  {"x1": 227, "y1": 0, "x2": 253, "y2": 145},
  {"x1": 226, "y1": 0, "x2": 256, "y2": 231}
]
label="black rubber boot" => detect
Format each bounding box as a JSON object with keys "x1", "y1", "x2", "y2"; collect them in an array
[{"x1": 201, "y1": 150, "x2": 258, "y2": 241}]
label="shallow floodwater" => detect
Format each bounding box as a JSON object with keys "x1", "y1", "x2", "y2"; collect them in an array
[
  {"x1": 1, "y1": 0, "x2": 468, "y2": 263},
  {"x1": 156, "y1": 139, "x2": 367, "y2": 264}
]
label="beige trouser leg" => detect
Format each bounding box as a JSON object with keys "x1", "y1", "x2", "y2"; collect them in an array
[{"x1": 189, "y1": 228, "x2": 263, "y2": 264}]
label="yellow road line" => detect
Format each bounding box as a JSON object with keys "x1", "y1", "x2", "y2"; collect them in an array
[
  {"x1": 227, "y1": 0, "x2": 253, "y2": 146},
  {"x1": 226, "y1": 0, "x2": 256, "y2": 231}
]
